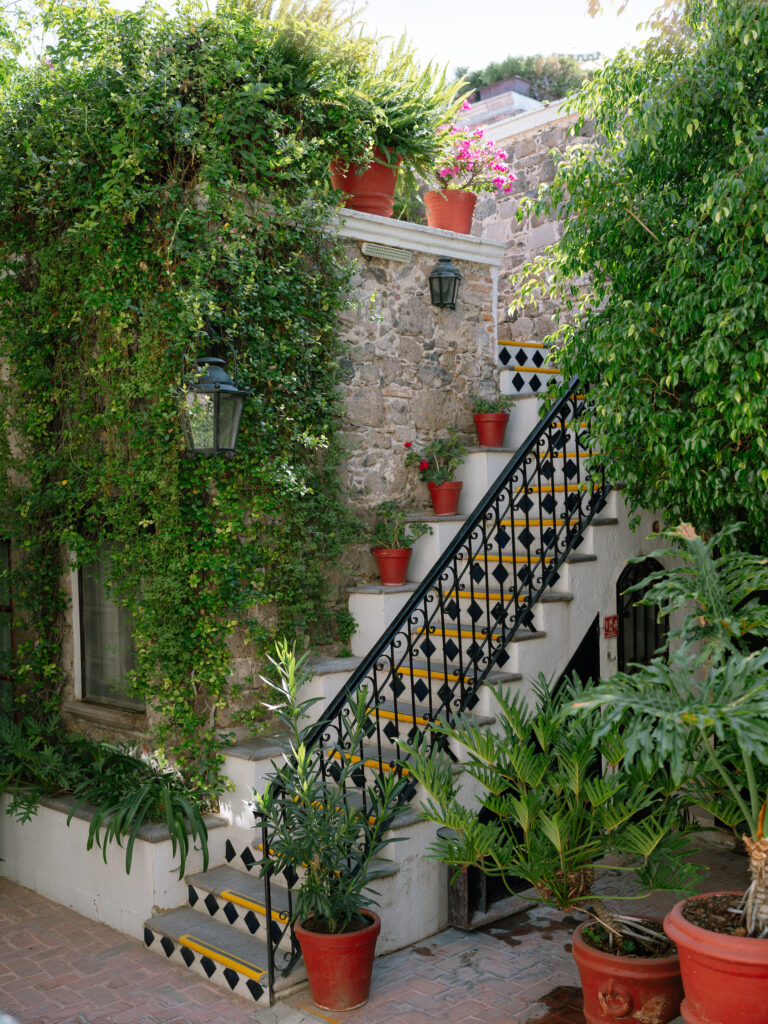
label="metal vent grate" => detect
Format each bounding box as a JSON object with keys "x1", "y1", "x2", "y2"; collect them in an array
[{"x1": 360, "y1": 242, "x2": 413, "y2": 263}]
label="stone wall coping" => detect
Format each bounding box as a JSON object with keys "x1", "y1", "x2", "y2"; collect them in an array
[
  {"x1": 38, "y1": 791, "x2": 227, "y2": 843},
  {"x1": 484, "y1": 98, "x2": 577, "y2": 145},
  {"x1": 337, "y1": 209, "x2": 505, "y2": 268}
]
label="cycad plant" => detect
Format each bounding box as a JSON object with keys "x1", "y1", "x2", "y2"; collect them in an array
[
  {"x1": 573, "y1": 525, "x2": 768, "y2": 936},
  {"x1": 404, "y1": 677, "x2": 701, "y2": 951}
]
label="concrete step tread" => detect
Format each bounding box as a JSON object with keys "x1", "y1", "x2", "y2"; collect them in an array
[
  {"x1": 188, "y1": 864, "x2": 294, "y2": 918},
  {"x1": 374, "y1": 700, "x2": 495, "y2": 728},
  {"x1": 417, "y1": 626, "x2": 546, "y2": 643},
  {"x1": 145, "y1": 906, "x2": 306, "y2": 992},
  {"x1": 397, "y1": 659, "x2": 523, "y2": 684}
]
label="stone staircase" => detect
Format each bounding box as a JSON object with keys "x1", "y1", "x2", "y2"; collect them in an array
[{"x1": 142, "y1": 375, "x2": 639, "y2": 1007}]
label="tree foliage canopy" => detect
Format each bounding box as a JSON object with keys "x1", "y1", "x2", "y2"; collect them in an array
[
  {"x1": 0, "y1": 0, "x2": 461, "y2": 789},
  {"x1": 519, "y1": 0, "x2": 768, "y2": 548}
]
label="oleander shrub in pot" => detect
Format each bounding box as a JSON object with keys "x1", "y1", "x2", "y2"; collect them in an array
[{"x1": 252, "y1": 643, "x2": 407, "y2": 1010}]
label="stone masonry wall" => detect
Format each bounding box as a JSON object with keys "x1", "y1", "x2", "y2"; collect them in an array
[{"x1": 473, "y1": 110, "x2": 594, "y2": 345}]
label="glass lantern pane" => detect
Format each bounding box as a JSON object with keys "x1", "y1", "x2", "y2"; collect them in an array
[
  {"x1": 217, "y1": 393, "x2": 245, "y2": 451},
  {"x1": 182, "y1": 391, "x2": 215, "y2": 452}
]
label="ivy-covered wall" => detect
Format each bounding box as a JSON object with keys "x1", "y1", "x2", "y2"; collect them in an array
[{"x1": 0, "y1": 2, "x2": 463, "y2": 792}]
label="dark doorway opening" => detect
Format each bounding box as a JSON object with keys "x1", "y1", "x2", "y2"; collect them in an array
[{"x1": 617, "y1": 559, "x2": 668, "y2": 673}]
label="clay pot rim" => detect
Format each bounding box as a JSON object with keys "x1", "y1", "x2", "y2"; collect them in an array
[
  {"x1": 372, "y1": 546, "x2": 413, "y2": 555},
  {"x1": 473, "y1": 412, "x2": 510, "y2": 421},
  {"x1": 427, "y1": 480, "x2": 463, "y2": 489},
  {"x1": 295, "y1": 909, "x2": 381, "y2": 945},
  {"x1": 573, "y1": 918, "x2": 681, "y2": 967},
  {"x1": 664, "y1": 891, "x2": 768, "y2": 962}
]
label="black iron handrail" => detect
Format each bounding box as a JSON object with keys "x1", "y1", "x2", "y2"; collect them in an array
[{"x1": 257, "y1": 378, "x2": 609, "y2": 1003}]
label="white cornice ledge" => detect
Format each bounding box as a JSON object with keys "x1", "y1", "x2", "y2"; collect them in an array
[
  {"x1": 485, "y1": 98, "x2": 576, "y2": 145},
  {"x1": 336, "y1": 209, "x2": 505, "y2": 268}
]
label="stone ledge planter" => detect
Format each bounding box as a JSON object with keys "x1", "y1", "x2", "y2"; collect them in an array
[
  {"x1": 572, "y1": 920, "x2": 683, "y2": 1024},
  {"x1": 0, "y1": 792, "x2": 227, "y2": 940},
  {"x1": 664, "y1": 892, "x2": 768, "y2": 1024}
]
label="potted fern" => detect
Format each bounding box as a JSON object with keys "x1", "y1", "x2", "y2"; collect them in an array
[
  {"x1": 404, "y1": 428, "x2": 468, "y2": 515},
  {"x1": 371, "y1": 500, "x2": 432, "y2": 586},
  {"x1": 472, "y1": 393, "x2": 513, "y2": 448},
  {"x1": 252, "y1": 643, "x2": 407, "y2": 1011},
  {"x1": 573, "y1": 525, "x2": 768, "y2": 1024},
  {"x1": 404, "y1": 677, "x2": 702, "y2": 1024}
]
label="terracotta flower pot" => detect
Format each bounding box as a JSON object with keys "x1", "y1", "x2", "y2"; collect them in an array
[
  {"x1": 427, "y1": 480, "x2": 462, "y2": 516},
  {"x1": 664, "y1": 892, "x2": 768, "y2": 1024},
  {"x1": 295, "y1": 910, "x2": 381, "y2": 1011},
  {"x1": 373, "y1": 547, "x2": 412, "y2": 586},
  {"x1": 330, "y1": 148, "x2": 401, "y2": 217},
  {"x1": 473, "y1": 412, "x2": 509, "y2": 448},
  {"x1": 424, "y1": 189, "x2": 478, "y2": 234},
  {"x1": 572, "y1": 920, "x2": 683, "y2": 1024}
]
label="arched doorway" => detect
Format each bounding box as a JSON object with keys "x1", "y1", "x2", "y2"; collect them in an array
[{"x1": 617, "y1": 558, "x2": 668, "y2": 673}]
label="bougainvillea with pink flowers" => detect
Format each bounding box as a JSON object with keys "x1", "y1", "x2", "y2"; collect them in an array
[{"x1": 433, "y1": 113, "x2": 517, "y2": 194}]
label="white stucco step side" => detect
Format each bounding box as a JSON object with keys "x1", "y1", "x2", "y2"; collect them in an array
[
  {"x1": 336, "y1": 209, "x2": 506, "y2": 268},
  {"x1": 0, "y1": 793, "x2": 228, "y2": 941}
]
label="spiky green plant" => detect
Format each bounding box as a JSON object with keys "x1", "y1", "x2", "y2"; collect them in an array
[
  {"x1": 253, "y1": 642, "x2": 408, "y2": 933},
  {"x1": 403, "y1": 676, "x2": 702, "y2": 949},
  {"x1": 574, "y1": 525, "x2": 768, "y2": 936}
]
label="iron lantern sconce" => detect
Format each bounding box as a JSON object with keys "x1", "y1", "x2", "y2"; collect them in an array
[
  {"x1": 178, "y1": 355, "x2": 251, "y2": 456},
  {"x1": 429, "y1": 256, "x2": 462, "y2": 310}
]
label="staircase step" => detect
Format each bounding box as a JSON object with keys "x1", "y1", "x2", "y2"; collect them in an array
[
  {"x1": 144, "y1": 906, "x2": 306, "y2": 1004},
  {"x1": 373, "y1": 700, "x2": 494, "y2": 729},
  {"x1": 187, "y1": 864, "x2": 294, "y2": 944}
]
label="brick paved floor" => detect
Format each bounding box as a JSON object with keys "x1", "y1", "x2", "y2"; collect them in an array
[{"x1": 0, "y1": 834, "x2": 747, "y2": 1024}]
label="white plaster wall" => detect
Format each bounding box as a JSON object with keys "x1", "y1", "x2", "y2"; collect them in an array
[{"x1": 0, "y1": 797, "x2": 227, "y2": 939}]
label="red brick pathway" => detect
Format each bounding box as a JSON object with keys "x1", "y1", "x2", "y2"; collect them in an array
[{"x1": 0, "y1": 834, "x2": 747, "y2": 1024}]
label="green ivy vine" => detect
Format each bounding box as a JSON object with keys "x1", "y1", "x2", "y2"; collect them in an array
[{"x1": 0, "y1": 1, "x2": 460, "y2": 793}]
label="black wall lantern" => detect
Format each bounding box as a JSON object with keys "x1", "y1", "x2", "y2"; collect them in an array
[
  {"x1": 179, "y1": 355, "x2": 251, "y2": 456},
  {"x1": 429, "y1": 255, "x2": 462, "y2": 310}
]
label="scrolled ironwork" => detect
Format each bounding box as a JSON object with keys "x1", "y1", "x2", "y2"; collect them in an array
[{"x1": 256, "y1": 378, "x2": 609, "y2": 1004}]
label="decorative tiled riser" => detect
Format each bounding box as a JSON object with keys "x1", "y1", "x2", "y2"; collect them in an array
[
  {"x1": 142, "y1": 927, "x2": 268, "y2": 1003},
  {"x1": 0, "y1": 795, "x2": 226, "y2": 941}
]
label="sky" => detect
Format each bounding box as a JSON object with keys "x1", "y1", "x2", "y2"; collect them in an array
[{"x1": 350, "y1": 0, "x2": 662, "y2": 74}]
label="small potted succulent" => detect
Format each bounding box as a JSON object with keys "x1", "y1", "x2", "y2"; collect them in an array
[
  {"x1": 424, "y1": 113, "x2": 518, "y2": 234},
  {"x1": 404, "y1": 677, "x2": 703, "y2": 1024},
  {"x1": 472, "y1": 393, "x2": 513, "y2": 448},
  {"x1": 253, "y1": 643, "x2": 407, "y2": 1011},
  {"x1": 404, "y1": 428, "x2": 468, "y2": 516},
  {"x1": 371, "y1": 501, "x2": 432, "y2": 586},
  {"x1": 573, "y1": 525, "x2": 768, "y2": 1024}
]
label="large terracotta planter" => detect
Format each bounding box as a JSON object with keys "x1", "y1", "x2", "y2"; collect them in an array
[
  {"x1": 330, "y1": 149, "x2": 400, "y2": 217},
  {"x1": 295, "y1": 910, "x2": 381, "y2": 1011},
  {"x1": 572, "y1": 920, "x2": 683, "y2": 1024},
  {"x1": 373, "y1": 547, "x2": 411, "y2": 586},
  {"x1": 427, "y1": 480, "x2": 462, "y2": 516},
  {"x1": 664, "y1": 892, "x2": 768, "y2": 1024},
  {"x1": 474, "y1": 412, "x2": 509, "y2": 448},
  {"x1": 424, "y1": 189, "x2": 477, "y2": 233}
]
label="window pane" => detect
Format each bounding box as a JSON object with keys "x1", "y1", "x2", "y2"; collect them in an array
[{"x1": 81, "y1": 553, "x2": 142, "y2": 709}]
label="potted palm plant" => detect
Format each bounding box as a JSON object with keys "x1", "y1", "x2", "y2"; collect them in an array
[
  {"x1": 403, "y1": 677, "x2": 703, "y2": 1024},
  {"x1": 252, "y1": 643, "x2": 407, "y2": 1012},
  {"x1": 572, "y1": 524, "x2": 768, "y2": 1024},
  {"x1": 424, "y1": 119, "x2": 517, "y2": 234},
  {"x1": 404, "y1": 428, "x2": 468, "y2": 516},
  {"x1": 472, "y1": 393, "x2": 513, "y2": 448},
  {"x1": 371, "y1": 500, "x2": 432, "y2": 586}
]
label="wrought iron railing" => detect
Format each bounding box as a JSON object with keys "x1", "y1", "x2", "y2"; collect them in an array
[{"x1": 256, "y1": 378, "x2": 610, "y2": 1002}]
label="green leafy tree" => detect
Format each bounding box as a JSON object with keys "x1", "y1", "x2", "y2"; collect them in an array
[
  {"x1": 455, "y1": 54, "x2": 590, "y2": 102},
  {"x1": 517, "y1": 0, "x2": 768, "y2": 548}
]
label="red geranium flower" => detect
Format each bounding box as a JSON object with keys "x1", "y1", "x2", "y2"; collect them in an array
[
  {"x1": 419, "y1": 459, "x2": 430, "y2": 471},
  {"x1": 404, "y1": 441, "x2": 413, "y2": 448}
]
